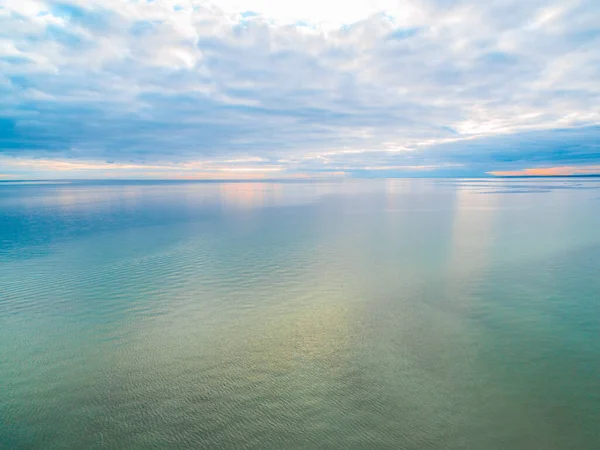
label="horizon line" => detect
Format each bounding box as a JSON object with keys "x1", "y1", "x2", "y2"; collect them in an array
[{"x1": 2, "y1": 175, "x2": 600, "y2": 183}]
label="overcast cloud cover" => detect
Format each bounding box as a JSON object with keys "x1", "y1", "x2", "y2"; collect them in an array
[{"x1": 1, "y1": 0, "x2": 600, "y2": 179}]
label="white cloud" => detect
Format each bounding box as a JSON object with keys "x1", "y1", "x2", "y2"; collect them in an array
[{"x1": 1, "y1": 0, "x2": 599, "y2": 177}]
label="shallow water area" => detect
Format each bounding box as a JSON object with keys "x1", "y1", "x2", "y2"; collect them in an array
[{"x1": 1, "y1": 178, "x2": 599, "y2": 449}]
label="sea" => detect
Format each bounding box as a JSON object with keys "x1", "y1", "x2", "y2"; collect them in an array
[{"x1": 1, "y1": 178, "x2": 599, "y2": 449}]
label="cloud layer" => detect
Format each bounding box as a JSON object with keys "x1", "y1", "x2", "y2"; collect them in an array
[{"x1": 1, "y1": 0, "x2": 600, "y2": 178}]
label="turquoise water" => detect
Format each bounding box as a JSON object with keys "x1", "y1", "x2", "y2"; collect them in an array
[{"x1": 1, "y1": 179, "x2": 599, "y2": 449}]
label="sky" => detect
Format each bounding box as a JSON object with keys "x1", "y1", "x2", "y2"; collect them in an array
[{"x1": 1, "y1": 0, "x2": 600, "y2": 179}]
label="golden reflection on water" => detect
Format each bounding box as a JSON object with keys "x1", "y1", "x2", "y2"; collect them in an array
[
  {"x1": 447, "y1": 183, "x2": 499, "y2": 278},
  {"x1": 219, "y1": 182, "x2": 281, "y2": 211}
]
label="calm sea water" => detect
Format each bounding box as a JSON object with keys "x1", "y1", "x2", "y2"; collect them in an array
[{"x1": 1, "y1": 179, "x2": 599, "y2": 449}]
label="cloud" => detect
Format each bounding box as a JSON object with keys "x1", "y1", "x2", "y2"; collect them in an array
[
  {"x1": 489, "y1": 165, "x2": 600, "y2": 177},
  {"x1": 0, "y1": 155, "x2": 348, "y2": 179},
  {"x1": 1, "y1": 0, "x2": 600, "y2": 178}
]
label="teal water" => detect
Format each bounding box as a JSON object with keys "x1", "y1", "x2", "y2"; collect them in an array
[{"x1": 1, "y1": 179, "x2": 599, "y2": 449}]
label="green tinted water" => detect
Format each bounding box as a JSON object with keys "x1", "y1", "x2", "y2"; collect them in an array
[{"x1": 1, "y1": 179, "x2": 599, "y2": 449}]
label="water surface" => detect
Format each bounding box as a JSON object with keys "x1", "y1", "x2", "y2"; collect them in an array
[{"x1": 1, "y1": 179, "x2": 599, "y2": 449}]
